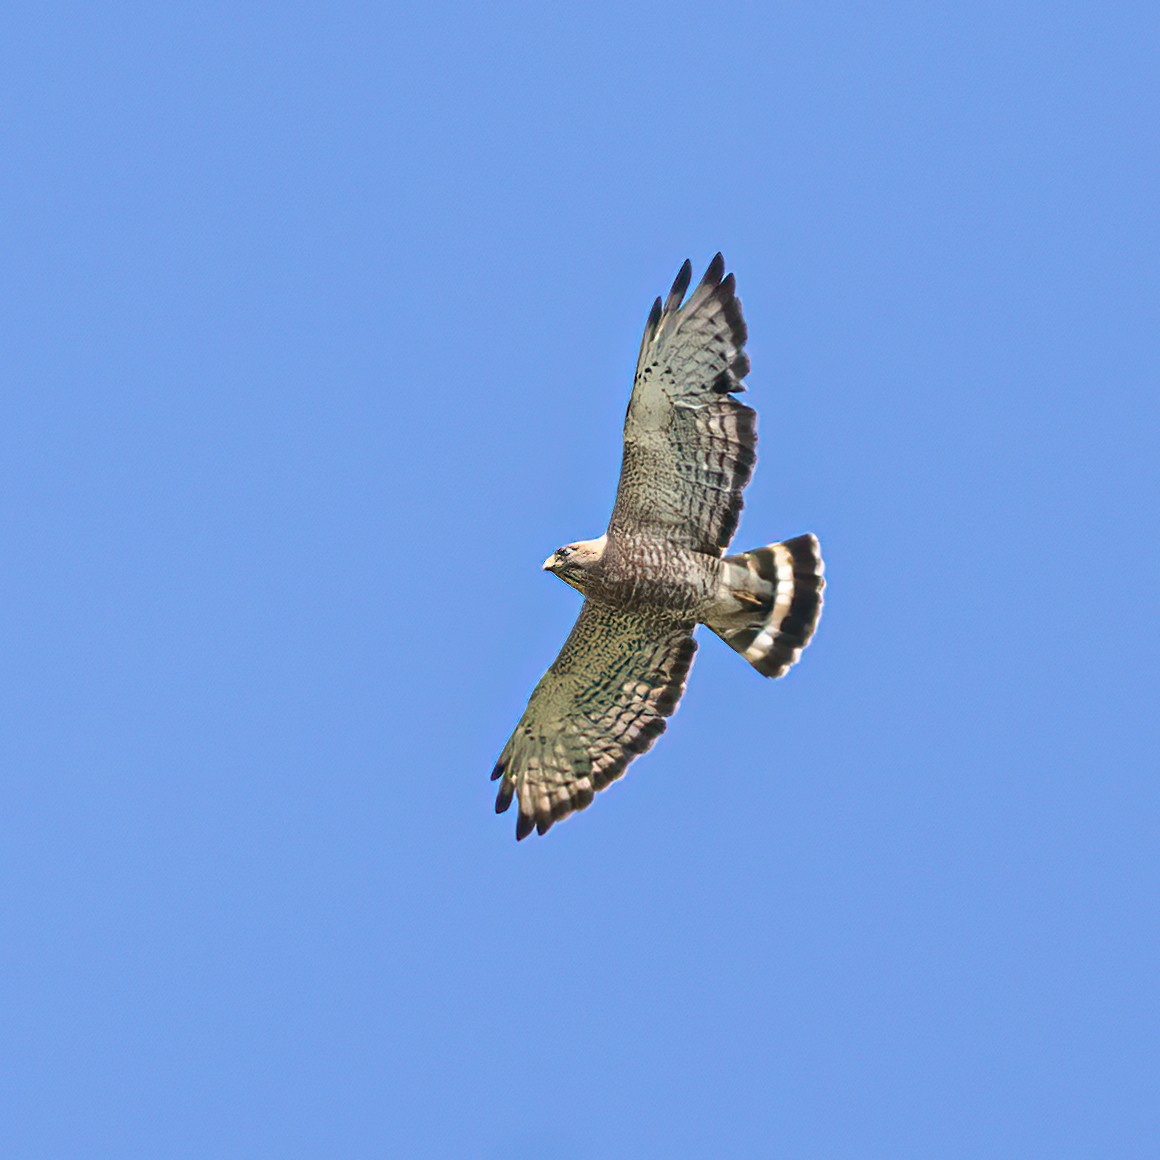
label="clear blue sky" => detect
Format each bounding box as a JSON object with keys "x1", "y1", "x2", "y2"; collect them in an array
[{"x1": 3, "y1": 3, "x2": 1158, "y2": 1156}]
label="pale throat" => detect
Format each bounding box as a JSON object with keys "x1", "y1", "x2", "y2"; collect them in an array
[{"x1": 573, "y1": 533, "x2": 608, "y2": 558}]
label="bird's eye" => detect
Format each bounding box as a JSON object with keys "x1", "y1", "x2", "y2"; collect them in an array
[{"x1": 557, "y1": 546, "x2": 572, "y2": 558}]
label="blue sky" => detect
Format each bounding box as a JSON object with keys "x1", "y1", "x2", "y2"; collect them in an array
[{"x1": 3, "y1": 3, "x2": 1158, "y2": 1156}]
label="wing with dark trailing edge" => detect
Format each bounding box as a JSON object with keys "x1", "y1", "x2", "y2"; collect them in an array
[
  {"x1": 492, "y1": 602, "x2": 696, "y2": 839},
  {"x1": 608, "y1": 254, "x2": 756, "y2": 556}
]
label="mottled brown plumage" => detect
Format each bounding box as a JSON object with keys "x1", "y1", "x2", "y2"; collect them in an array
[{"x1": 492, "y1": 255, "x2": 824, "y2": 840}]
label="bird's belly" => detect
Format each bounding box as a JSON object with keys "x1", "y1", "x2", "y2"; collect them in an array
[{"x1": 592, "y1": 541, "x2": 718, "y2": 619}]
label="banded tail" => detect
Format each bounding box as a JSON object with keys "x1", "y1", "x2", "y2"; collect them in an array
[{"x1": 707, "y1": 534, "x2": 825, "y2": 678}]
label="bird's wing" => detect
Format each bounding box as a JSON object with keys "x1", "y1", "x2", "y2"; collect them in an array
[
  {"x1": 492, "y1": 601, "x2": 696, "y2": 839},
  {"x1": 608, "y1": 253, "x2": 756, "y2": 555}
]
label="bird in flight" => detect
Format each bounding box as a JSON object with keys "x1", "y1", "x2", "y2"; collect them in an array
[{"x1": 492, "y1": 254, "x2": 824, "y2": 840}]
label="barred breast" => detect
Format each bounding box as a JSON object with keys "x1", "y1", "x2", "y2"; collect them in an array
[{"x1": 590, "y1": 534, "x2": 722, "y2": 621}]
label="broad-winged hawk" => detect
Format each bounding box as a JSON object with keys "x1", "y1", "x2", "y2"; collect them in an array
[{"x1": 492, "y1": 254, "x2": 824, "y2": 840}]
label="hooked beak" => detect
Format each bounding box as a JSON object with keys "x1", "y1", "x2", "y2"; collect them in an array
[{"x1": 542, "y1": 553, "x2": 557, "y2": 571}]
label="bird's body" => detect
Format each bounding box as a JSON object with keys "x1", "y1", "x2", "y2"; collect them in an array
[
  {"x1": 562, "y1": 535, "x2": 718, "y2": 617},
  {"x1": 492, "y1": 255, "x2": 825, "y2": 840}
]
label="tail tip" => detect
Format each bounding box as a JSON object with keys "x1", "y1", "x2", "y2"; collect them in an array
[{"x1": 726, "y1": 534, "x2": 824, "y2": 679}]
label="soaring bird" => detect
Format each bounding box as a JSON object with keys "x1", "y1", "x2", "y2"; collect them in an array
[{"x1": 492, "y1": 254, "x2": 824, "y2": 840}]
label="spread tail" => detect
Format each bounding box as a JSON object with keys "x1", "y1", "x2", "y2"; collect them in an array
[{"x1": 707, "y1": 534, "x2": 825, "y2": 678}]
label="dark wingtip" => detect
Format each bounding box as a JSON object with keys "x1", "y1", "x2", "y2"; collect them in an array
[
  {"x1": 703, "y1": 252, "x2": 726, "y2": 287},
  {"x1": 665, "y1": 259, "x2": 692, "y2": 313},
  {"x1": 489, "y1": 760, "x2": 504, "y2": 782},
  {"x1": 515, "y1": 812, "x2": 535, "y2": 841},
  {"x1": 494, "y1": 778, "x2": 514, "y2": 814},
  {"x1": 646, "y1": 296, "x2": 662, "y2": 330}
]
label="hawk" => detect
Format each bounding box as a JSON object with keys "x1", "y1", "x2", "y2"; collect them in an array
[{"x1": 492, "y1": 254, "x2": 824, "y2": 840}]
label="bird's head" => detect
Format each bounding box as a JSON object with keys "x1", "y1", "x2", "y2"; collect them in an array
[{"x1": 543, "y1": 534, "x2": 607, "y2": 593}]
